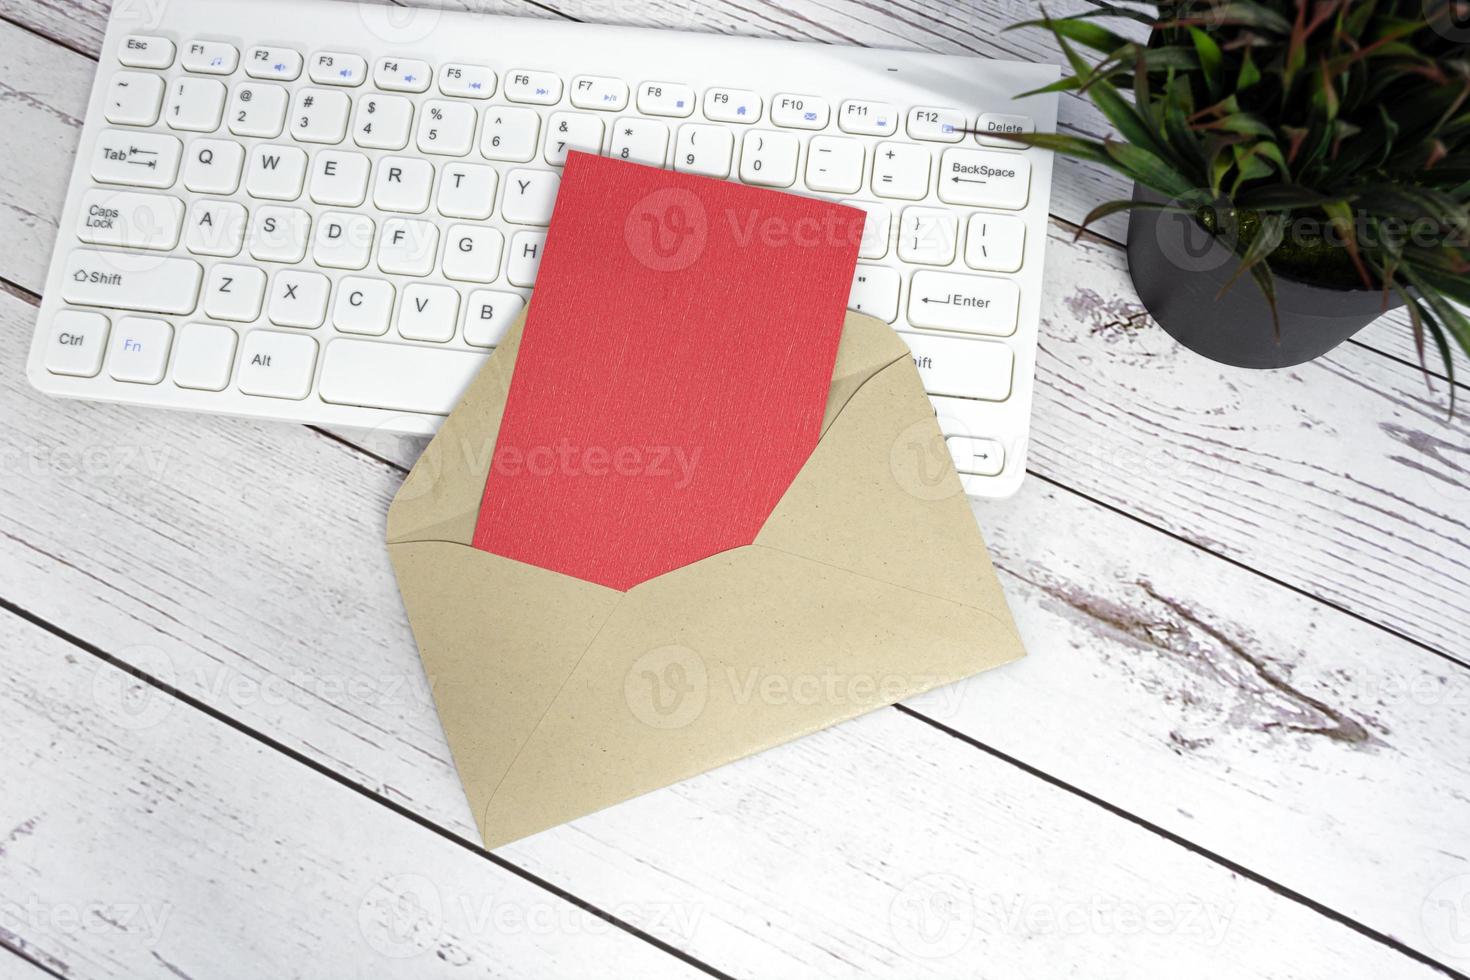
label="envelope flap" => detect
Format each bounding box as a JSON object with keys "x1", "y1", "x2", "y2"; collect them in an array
[
  {"x1": 758, "y1": 339, "x2": 1014, "y2": 618},
  {"x1": 387, "y1": 308, "x2": 913, "y2": 548}
]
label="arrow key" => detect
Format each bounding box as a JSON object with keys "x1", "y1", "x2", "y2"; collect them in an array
[{"x1": 946, "y1": 436, "x2": 1005, "y2": 477}]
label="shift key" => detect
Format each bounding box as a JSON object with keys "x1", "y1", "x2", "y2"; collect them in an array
[{"x1": 62, "y1": 249, "x2": 202, "y2": 315}]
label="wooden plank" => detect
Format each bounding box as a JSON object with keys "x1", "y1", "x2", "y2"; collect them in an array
[
  {"x1": 0, "y1": 612, "x2": 706, "y2": 980},
  {"x1": 3, "y1": 608, "x2": 1450, "y2": 979},
  {"x1": 1026, "y1": 223, "x2": 1470, "y2": 660},
  {"x1": 2, "y1": 278, "x2": 1466, "y2": 970}
]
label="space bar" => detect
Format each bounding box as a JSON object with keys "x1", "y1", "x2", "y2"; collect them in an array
[{"x1": 318, "y1": 339, "x2": 490, "y2": 415}]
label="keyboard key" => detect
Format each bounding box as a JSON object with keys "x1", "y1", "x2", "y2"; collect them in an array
[
  {"x1": 907, "y1": 106, "x2": 966, "y2": 142},
  {"x1": 353, "y1": 94, "x2": 414, "y2": 150},
  {"x1": 738, "y1": 130, "x2": 799, "y2": 187},
  {"x1": 442, "y1": 224, "x2": 504, "y2": 283},
  {"x1": 674, "y1": 124, "x2": 733, "y2": 177},
  {"x1": 397, "y1": 284, "x2": 460, "y2": 342},
  {"x1": 202, "y1": 264, "x2": 266, "y2": 321},
  {"x1": 964, "y1": 213, "x2": 1025, "y2": 273},
  {"x1": 246, "y1": 144, "x2": 307, "y2": 200},
  {"x1": 119, "y1": 35, "x2": 174, "y2": 69},
  {"x1": 312, "y1": 211, "x2": 375, "y2": 269},
  {"x1": 320, "y1": 339, "x2": 487, "y2": 414},
  {"x1": 571, "y1": 75, "x2": 629, "y2": 111},
  {"x1": 947, "y1": 436, "x2": 1005, "y2": 477},
  {"x1": 165, "y1": 77, "x2": 226, "y2": 132},
  {"x1": 183, "y1": 138, "x2": 244, "y2": 194},
  {"x1": 907, "y1": 270, "x2": 1019, "y2": 336},
  {"x1": 245, "y1": 46, "x2": 303, "y2": 81},
  {"x1": 500, "y1": 168, "x2": 560, "y2": 225},
  {"x1": 184, "y1": 199, "x2": 248, "y2": 256},
  {"x1": 904, "y1": 333, "x2": 1013, "y2": 401},
  {"x1": 331, "y1": 277, "x2": 395, "y2": 335},
  {"x1": 897, "y1": 207, "x2": 958, "y2": 266},
  {"x1": 545, "y1": 112, "x2": 604, "y2": 165},
  {"x1": 463, "y1": 290, "x2": 526, "y2": 347},
  {"x1": 309, "y1": 150, "x2": 371, "y2": 206},
  {"x1": 842, "y1": 200, "x2": 892, "y2": 259},
  {"x1": 62, "y1": 250, "x2": 202, "y2": 314},
  {"x1": 181, "y1": 40, "x2": 239, "y2": 75},
  {"x1": 76, "y1": 189, "x2": 184, "y2": 250},
  {"x1": 91, "y1": 129, "x2": 182, "y2": 188},
  {"x1": 108, "y1": 316, "x2": 173, "y2": 383},
  {"x1": 505, "y1": 69, "x2": 562, "y2": 105},
  {"x1": 247, "y1": 206, "x2": 311, "y2": 263},
  {"x1": 609, "y1": 117, "x2": 668, "y2": 167},
  {"x1": 310, "y1": 51, "x2": 367, "y2": 86},
  {"x1": 847, "y1": 265, "x2": 900, "y2": 323},
  {"x1": 290, "y1": 88, "x2": 351, "y2": 144},
  {"x1": 637, "y1": 81, "x2": 695, "y2": 117},
  {"x1": 805, "y1": 136, "x2": 864, "y2": 194},
  {"x1": 172, "y1": 323, "x2": 237, "y2": 391},
  {"x1": 439, "y1": 63, "x2": 495, "y2": 98},
  {"x1": 507, "y1": 230, "x2": 545, "y2": 286},
  {"x1": 237, "y1": 331, "x2": 318, "y2": 399},
  {"x1": 229, "y1": 82, "x2": 289, "y2": 138},
  {"x1": 872, "y1": 141, "x2": 931, "y2": 200},
  {"x1": 416, "y1": 99, "x2": 477, "y2": 155},
  {"x1": 375, "y1": 57, "x2": 432, "y2": 93},
  {"x1": 373, "y1": 156, "x2": 434, "y2": 212},
  {"x1": 437, "y1": 163, "x2": 498, "y2": 219},
  {"x1": 937, "y1": 148, "x2": 1031, "y2": 210},
  {"x1": 975, "y1": 113, "x2": 1034, "y2": 148},
  {"x1": 772, "y1": 94, "x2": 828, "y2": 130},
  {"x1": 44, "y1": 311, "x2": 110, "y2": 378},
  {"x1": 105, "y1": 72, "x2": 164, "y2": 126},
  {"x1": 378, "y1": 218, "x2": 439, "y2": 276},
  {"x1": 705, "y1": 87, "x2": 761, "y2": 123},
  {"x1": 481, "y1": 107, "x2": 540, "y2": 162},
  {"x1": 838, "y1": 100, "x2": 897, "y2": 136},
  {"x1": 268, "y1": 269, "x2": 331, "y2": 327}
]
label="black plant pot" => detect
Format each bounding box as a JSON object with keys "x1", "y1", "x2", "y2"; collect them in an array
[{"x1": 1125, "y1": 185, "x2": 1401, "y2": 369}]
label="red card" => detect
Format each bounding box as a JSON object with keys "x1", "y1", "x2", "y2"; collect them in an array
[{"x1": 471, "y1": 152, "x2": 863, "y2": 590}]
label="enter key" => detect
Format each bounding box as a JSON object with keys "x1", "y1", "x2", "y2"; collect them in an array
[{"x1": 908, "y1": 270, "x2": 1019, "y2": 336}]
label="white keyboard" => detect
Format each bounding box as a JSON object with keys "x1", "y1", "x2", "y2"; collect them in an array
[{"x1": 28, "y1": 0, "x2": 1059, "y2": 497}]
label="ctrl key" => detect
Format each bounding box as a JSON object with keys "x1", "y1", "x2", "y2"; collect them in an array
[{"x1": 45, "y1": 311, "x2": 110, "y2": 377}]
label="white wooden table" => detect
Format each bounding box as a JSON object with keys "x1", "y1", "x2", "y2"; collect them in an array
[{"x1": 2, "y1": 1, "x2": 1468, "y2": 978}]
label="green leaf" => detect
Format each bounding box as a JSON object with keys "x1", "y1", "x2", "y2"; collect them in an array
[
  {"x1": 1104, "y1": 140, "x2": 1197, "y2": 199},
  {"x1": 1237, "y1": 46, "x2": 1262, "y2": 91},
  {"x1": 1190, "y1": 27, "x2": 1223, "y2": 99},
  {"x1": 1012, "y1": 15, "x2": 1131, "y2": 55},
  {"x1": 1219, "y1": 211, "x2": 1286, "y2": 298},
  {"x1": 1322, "y1": 200, "x2": 1374, "y2": 288}
]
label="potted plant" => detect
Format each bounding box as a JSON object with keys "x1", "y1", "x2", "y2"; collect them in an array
[{"x1": 1006, "y1": 0, "x2": 1469, "y2": 384}]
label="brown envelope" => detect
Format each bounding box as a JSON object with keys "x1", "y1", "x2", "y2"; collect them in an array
[{"x1": 387, "y1": 308, "x2": 1025, "y2": 847}]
